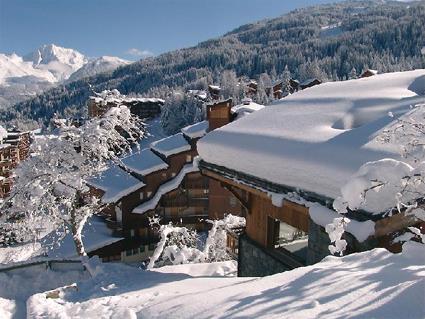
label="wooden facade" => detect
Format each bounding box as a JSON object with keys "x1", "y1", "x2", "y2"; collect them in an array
[{"x1": 0, "y1": 131, "x2": 31, "y2": 198}]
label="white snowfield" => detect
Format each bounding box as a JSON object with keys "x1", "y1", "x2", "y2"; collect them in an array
[
  {"x1": 19, "y1": 243, "x2": 425, "y2": 319},
  {"x1": 198, "y1": 70, "x2": 425, "y2": 205}
]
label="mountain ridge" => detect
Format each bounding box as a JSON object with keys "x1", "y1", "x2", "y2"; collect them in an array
[
  {"x1": 3, "y1": 0, "x2": 425, "y2": 126},
  {"x1": 0, "y1": 44, "x2": 129, "y2": 109}
]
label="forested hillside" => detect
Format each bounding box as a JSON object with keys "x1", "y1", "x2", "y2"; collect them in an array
[{"x1": 3, "y1": 0, "x2": 425, "y2": 126}]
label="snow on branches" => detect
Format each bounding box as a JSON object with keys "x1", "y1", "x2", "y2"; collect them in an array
[
  {"x1": 147, "y1": 214, "x2": 245, "y2": 269},
  {"x1": 0, "y1": 105, "x2": 144, "y2": 256},
  {"x1": 328, "y1": 104, "x2": 425, "y2": 255}
]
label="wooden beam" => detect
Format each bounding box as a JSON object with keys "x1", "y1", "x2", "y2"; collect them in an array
[
  {"x1": 222, "y1": 183, "x2": 249, "y2": 211},
  {"x1": 201, "y1": 168, "x2": 269, "y2": 200}
]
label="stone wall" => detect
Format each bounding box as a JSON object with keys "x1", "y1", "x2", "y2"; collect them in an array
[{"x1": 238, "y1": 234, "x2": 292, "y2": 277}]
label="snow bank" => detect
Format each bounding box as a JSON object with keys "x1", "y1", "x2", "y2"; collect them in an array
[
  {"x1": 133, "y1": 164, "x2": 199, "y2": 214},
  {"x1": 0, "y1": 262, "x2": 88, "y2": 319},
  {"x1": 27, "y1": 244, "x2": 425, "y2": 319},
  {"x1": 151, "y1": 132, "x2": 192, "y2": 157},
  {"x1": 151, "y1": 260, "x2": 237, "y2": 277},
  {"x1": 198, "y1": 70, "x2": 425, "y2": 201}
]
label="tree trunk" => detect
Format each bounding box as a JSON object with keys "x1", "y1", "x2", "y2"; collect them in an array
[{"x1": 70, "y1": 207, "x2": 86, "y2": 257}]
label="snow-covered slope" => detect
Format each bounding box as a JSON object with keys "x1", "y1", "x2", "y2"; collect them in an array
[
  {"x1": 198, "y1": 70, "x2": 425, "y2": 202},
  {"x1": 19, "y1": 243, "x2": 425, "y2": 319},
  {"x1": 0, "y1": 45, "x2": 129, "y2": 108},
  {"x1": 67, "y1": 56, "x2": 130, "y2": 82}
]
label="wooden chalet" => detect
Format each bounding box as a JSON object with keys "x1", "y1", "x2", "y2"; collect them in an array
[
  {"x1": 88, "y1": 101, "x2": 249, "y2": 263},
  {"x1": 197, "y1": 70, "x2": 425, "y2": 277},
  {"x1": 88, "y1": 91, "x2": 164, "y2": 119},
  {"x1": 208, "y1": 85, "x2": 221, "y2": 100},
  {"x1": 300, "y1": 78, "x2": 322, "y2": 90},
  {"x1": 360, "y1": 69, "x2": 378, "y2": 78},
  {"x1": 266, "y1": 81, "x2": 285, "y2": 99}
]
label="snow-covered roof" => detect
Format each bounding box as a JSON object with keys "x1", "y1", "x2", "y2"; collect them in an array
[
  {"x1": 231, "y1": 100, "x2": 265, "y2": 118},
  {"x1": 300, "y1": 78, "x2": 320, "y2": 86},
  {"x1": 198, "y1": 70, "x2": 425, "y2": 202},
  {"x1": 151, "y1": 133, "x2": 192, "y2": 157},
  {"x1": 181, "y1": 121, "x2": 209, "y2": 139},
  {"x1": 90, "y1": 89, "x2": 164, "y2": 105},
  {"x1": 88, "y1": 166, "x2": 145, "y2": 203},
  {"x1": 121, "y1": 148, "x2": 168, "y2": 176},
  {"x1": 362, "y1": 69, "x2": 378, "y2": 75},
  {"x1": 208, "y1": 85, "x2": 221, "y2": 90}
]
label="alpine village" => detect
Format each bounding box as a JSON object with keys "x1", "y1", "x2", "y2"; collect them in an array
[{"x1": 0, "y1": 1, "x2": 424, "y2": 318}]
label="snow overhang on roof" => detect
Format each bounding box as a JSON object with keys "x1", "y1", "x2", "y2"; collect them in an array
[
  {"x1": 181, "y1": 121, "x2": 209, "y2": 139},
  {"x1": 231, "y1": 101, "x2": 265, "y2": 115},
  {"x1": 121, "y1": 148, "x2": 168, "y2": 176},
  {"x1": 198, "y1": 70, "x2": 425, "y2": 212},
  {"x1": 151, "y1": 133, "x2": 192, "y2": 157},
  {"x1": 88, "y1": 166, "x2": 145, "y2": 203}
]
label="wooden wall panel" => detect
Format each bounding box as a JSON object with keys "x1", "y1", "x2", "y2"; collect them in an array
[{"x1": 246, "y1": 194, "x2": 310, "y2": 248}]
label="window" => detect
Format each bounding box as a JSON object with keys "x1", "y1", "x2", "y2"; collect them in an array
[
  {"x1": 162, "y1": 173, "x2": 167, "y2": 178},
  {"x1": 140, "y1": 245, "x2": 145, "y2": 253},
  {"x1": 229, "y1": 197, "x2": 237, "y2": 207},
  {"x1": 171, "y1": 172, "x2": 176, "y2": 177},
  {"x1": 139, "y1": 192, "x2": 144, "y2": 200},
  {"x1": 186, "y1": 155, "x2": 192, "y2": 162},
  {"x1": 204, "y1": 189, "x2": 209, "y2": 194},
  {"x1": 267, "y1": 216, "x2": 308, "y2": 263},
  {"x1": 147, "y1": 191, "x2": 152, "y2": 197},
  {"x1": 130, "y1": 229, "x2": 135, "y2": 237}
]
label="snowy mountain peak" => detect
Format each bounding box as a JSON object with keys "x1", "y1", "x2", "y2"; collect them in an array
[
  {"x1": 0, "y1": 45, "x2": 131, "y2": 108},
  {"x1": 23, "y1": 44, "x2": 87, "y2": 68}
]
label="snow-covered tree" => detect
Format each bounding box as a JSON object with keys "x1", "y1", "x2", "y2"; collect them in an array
[
  {"x1": 348, "y1": 67, "x2": 358, "y2": 80},
  {"x1": 219, "y1": 70, "x2": 245, "y2": 103},
  {"x1": 328, "y1": 104, "x2": 425, "y2": 255},
  {"x1": 161, "y1": 92, "x2": 205, "y2": 134},
  {"x1": 0, "y1": 105, "x2": 144, "y2": 257},
  {"x1": 148, "y1": 214, "x2": 246, "y2": 269},
  {"x1": 255, "y1": 73, "x2": 272, "y2": 105}
]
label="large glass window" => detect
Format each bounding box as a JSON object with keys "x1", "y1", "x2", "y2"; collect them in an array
[{"x1": 268, "y1": 217, "x2": 308, "y2": 263}]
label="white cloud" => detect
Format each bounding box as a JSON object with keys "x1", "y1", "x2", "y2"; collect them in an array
[{"x1": 126, "y1": 48, "x2": 154, "y2": 58}]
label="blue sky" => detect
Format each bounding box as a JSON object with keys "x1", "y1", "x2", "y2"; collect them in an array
[{"x1": 0, "y1": 0, "x2": 342, "y2": 60}]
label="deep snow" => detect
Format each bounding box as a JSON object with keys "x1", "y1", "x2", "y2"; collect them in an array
[
  {"x1": 198, "y1": 70, "x2": 425, "y2": 203},
  {"x1": 14, "y1": 243, "x2": 425, "y2": 319}
]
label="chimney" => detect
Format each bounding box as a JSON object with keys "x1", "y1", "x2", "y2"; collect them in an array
[{"x1": 207, "y1": 99, "x2": 232, "y2": 131}]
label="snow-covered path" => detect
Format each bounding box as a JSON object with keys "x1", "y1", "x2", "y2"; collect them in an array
[{"x1": 21, "y1": 244, "x2": 425, "y2": 319}]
